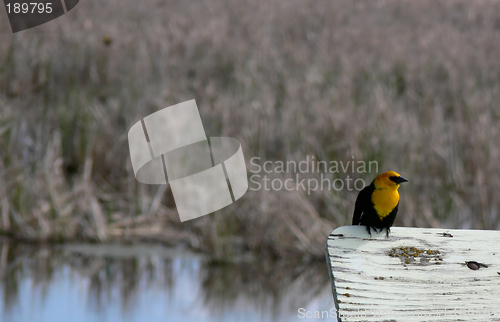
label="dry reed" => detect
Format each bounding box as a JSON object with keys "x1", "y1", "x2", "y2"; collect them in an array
[{"x1": 1, "y1": 0, "x2": 500, "y2": 259}]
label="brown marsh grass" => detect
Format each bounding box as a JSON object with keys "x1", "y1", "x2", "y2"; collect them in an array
[{"x1": 2, "y1": 0, "x2": 500, "y2": 259}]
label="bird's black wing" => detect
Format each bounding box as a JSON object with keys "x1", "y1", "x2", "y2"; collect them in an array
[{"x1": 352, "y1": 182, "x2": 374, "y2": 225}]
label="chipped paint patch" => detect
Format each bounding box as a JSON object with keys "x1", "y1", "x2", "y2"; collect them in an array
[{"x1": 388, "y1": 246, "x2": 443, "y2": 265}]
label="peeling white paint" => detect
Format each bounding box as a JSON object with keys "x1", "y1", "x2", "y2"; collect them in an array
[{"x1": 326, "y1": 226, "x2": 500, "y2": 321}]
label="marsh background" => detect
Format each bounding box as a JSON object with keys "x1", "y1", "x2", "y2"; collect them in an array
[{"x1": 1, "y1": 0, "x2": 500, "y2": 321}]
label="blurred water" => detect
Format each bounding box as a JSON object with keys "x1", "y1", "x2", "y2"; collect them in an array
[{"x1": 0, "y1": 241, "x2": 336, "y2": 322}]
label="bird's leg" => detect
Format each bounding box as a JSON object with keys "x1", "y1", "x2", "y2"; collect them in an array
[
  {"x1": 366, "y1": 225, "x2": 372, "y2": 237},
  {"x1": 385, "y1": 227, "x2": 391, "y2": 238}
]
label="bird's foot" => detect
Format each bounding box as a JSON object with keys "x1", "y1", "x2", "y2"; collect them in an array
[{"x1": 366, "y1": 226, "x2": 390, "y2": 238}]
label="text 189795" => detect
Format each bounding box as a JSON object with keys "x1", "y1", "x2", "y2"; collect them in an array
[{"x1": 6, "y1": 3, "x2": 53, "y2": 13}]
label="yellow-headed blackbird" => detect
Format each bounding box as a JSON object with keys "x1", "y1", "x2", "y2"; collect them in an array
[{"x1": 352, "y1": 171, "x2": 408, "y2": 237}]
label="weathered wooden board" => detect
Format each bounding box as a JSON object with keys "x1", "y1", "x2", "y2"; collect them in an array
[{"x1": 326, "y1": 226, "x2": 500, "y2": 322}]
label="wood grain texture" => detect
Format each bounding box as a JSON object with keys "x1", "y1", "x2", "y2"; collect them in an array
[{"x1": 326, "y1": 226, "x2": 500, "y2": 322}]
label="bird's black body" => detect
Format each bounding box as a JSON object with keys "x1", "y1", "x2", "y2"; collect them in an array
[{"x1": 352, "y1": 181, "x2": 399, "y2": 237}]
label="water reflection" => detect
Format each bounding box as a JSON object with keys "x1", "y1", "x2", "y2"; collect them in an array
[{"x1": 0, "y1": 240, "x2": 334, "y2": 322}]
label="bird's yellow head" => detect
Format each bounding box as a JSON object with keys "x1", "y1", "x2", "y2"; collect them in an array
[{"x1": 373, "y1": 171, "x2": 408, "y2": 190}]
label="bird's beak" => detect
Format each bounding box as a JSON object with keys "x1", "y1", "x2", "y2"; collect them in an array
[{"x1": 396, "y1": 176, "x2": 409, "y2": 183}]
